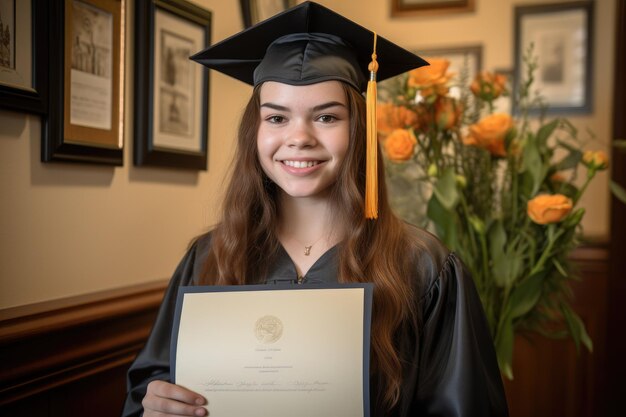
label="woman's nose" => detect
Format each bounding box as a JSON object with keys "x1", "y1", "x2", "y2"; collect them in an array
[{"x1": 285, "y1": 121, "x2": 316, "y2": 148}]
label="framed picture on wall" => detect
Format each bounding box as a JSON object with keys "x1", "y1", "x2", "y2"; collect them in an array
[
  {"x1": 42, "y1": 0, "x2": 125, "y2": 165},
  {"x1": 134, "y1": 0, "x2": 211, "y2": 170},
  {"x1": 240, "y1": 0, "x2": 296, "y2": 28},
  {"x1": 391, "y1": 0, "x2": 475, "y2": 17},
  {"x1": 0, "y1": 0, "x2": 48, "y2": 114},
  {"x1": 514, "y1": 1, "x2": 594, "y2": 114},
  {"x1": 419, "y1": 45, "x2": 482, "y2": 97},
  {"x1": 377, "y1": 44, "x2": 482, "y2": 110}
]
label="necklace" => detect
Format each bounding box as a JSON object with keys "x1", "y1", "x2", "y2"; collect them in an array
[{"x1": 291, "y1": 234, "x2": 325, "y2": 256}]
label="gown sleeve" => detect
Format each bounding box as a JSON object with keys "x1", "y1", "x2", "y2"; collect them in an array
[
  {"x1": 412, "y1": 252, "x2": 509, "y2": 417},
  {"x1": 120, "y1": 236, "x2": 210, "y2": 417}
]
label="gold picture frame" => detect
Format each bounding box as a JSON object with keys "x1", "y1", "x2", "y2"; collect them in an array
[{"x1": 43, "y1": 0, "x2": 125, "y2": 165}]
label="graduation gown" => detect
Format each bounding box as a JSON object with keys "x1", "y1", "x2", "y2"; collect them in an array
[{"x1": 121, "y1": 230, "x2": 509, "y2": 417}]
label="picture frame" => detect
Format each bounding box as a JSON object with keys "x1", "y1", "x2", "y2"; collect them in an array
[
  {"x1": 134, "y1": 0, "x2": 211, "y2": 170},
  {"x1": 239, "y1": 0, "x2": 296, "y2": 28},
  {"x1": 492, "y1": 68, "x2": 514, "y2": 115},
  {"x1": 378, "y1": 44, "x2": 482, "y2": 110},
  {"x1": 514, "y1": 1, "x2": 594, "y2": 114},
  {"x1": 42, "y1": 0, "x2": 125, "y2": 165},
  {"x1": 420, "y1": 45, "x2": 483, "y2": 95},
  {"x1": 391, "y1": 0, "x2": 475, "y2": 17},
  {"x1": 0, "y1": 0, "x2": 48, "y2": 114}
]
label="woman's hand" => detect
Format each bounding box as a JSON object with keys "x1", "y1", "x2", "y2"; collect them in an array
[{"x1": 143, "y1": 380, "x2": 207, "y2": 416}]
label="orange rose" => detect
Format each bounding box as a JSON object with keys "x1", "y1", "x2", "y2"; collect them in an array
[
  {"x1": 582, "y1": 150, "x2": 609, "y2": 171},
  {"x1": 470, "y1": 71, "x2": 508, "y2": 100},
  {"x1": 384, "y1": 129, "x2": 417, "y2": 161},
  {"x1": 407, "y1": 58, "x2": 454, "y2": 98},
  {"x1": 377, "y1": 103, "x2": 419, "y2": 135},
  {"x1": 435, "y1": 96, "x2": 461, "y2": 130},
  {"x1": 463, "y1": 113, "x2": 514, "y2": 157},
  {"x1": 527, "y1": 194, "x2": 573, "y2": 225}
]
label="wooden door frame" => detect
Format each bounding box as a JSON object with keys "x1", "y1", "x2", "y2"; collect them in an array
[{"x1": 607, "y1": 0, "x2": 626, "y2": 415}]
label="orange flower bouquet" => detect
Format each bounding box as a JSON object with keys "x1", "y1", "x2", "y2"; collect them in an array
[{"x1": 378, "y1": 49, "x2": 607, "y2": 378}]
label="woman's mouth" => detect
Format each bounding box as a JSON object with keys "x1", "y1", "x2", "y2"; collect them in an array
[{"x1": 282, "y1": 160, "x2": 320, "y2": 168}]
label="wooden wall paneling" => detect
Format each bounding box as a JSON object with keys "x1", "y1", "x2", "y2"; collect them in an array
[
  {"x1": 0, "y1": 280, "x2": 168, "y2": 413},
  {"x1": 504, "y1": 245, "x2": 609, "y2": 417}
]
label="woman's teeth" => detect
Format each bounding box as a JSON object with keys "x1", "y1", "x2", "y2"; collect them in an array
[{"x1": 283, "y1": 160, "x2": 319, "y2": 168}]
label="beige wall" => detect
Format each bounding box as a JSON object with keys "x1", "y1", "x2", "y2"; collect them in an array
[
  {"x1": 0, "y1": 0, "x2": 615, "y2": 309},
  {"x1": 0, "y1": 0, "x2": 249, "y2": 309}
]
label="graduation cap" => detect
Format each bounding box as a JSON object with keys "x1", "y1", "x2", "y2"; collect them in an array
[{"x1": 190, "y1": 1, "x2": 428, "y2": 219}]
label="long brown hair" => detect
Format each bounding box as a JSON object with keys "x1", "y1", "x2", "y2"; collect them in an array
[{"x1": 202, "y1": 82, "x2": 423, "y2": 410}]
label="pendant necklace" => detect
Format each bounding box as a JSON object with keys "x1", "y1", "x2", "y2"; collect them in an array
[{"x1": 296, "y1": 234, "x2": 325, "y2": 256}]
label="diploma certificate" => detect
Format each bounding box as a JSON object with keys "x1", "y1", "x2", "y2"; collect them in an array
[{"x1": 171, "y1": 284, "x2": 373, "y2": 417}]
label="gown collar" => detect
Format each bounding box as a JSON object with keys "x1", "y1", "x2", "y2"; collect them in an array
[{"x1": 265, "y1": 244, "x2": 339, "y2": 285}]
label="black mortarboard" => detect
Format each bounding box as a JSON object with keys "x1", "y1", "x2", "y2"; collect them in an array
[
  {"x1": 190, "y1": 1, "x2": 427, "y2": 92},
  {"x1": 190, "y1": 1, "x2": 427, "y2": 219}
]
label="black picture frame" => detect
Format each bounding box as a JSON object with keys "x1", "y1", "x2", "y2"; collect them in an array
[
  {"x1": 514, "y1": 1, "x2": 594, "y2": 115},
  {"x1": 134, "y1": 0, "x2": 211, "y2": 170},
  {"x1": 42, "y1": 0, "x2": 126, "y2": 165},
  {"x1": 239, "y1": 0, "x2": 295, "y2": 28},
  {"x1": 0, "y1": 0, "x2": 48, "y2": 114}
]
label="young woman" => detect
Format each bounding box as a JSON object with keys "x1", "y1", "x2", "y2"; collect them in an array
[{"x1": 122, "y1": 2, "x2": 508, "y2": 416}]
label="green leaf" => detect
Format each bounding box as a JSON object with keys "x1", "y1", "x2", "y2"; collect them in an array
[
  {"x1": 488, "y1": 221, "x2": 506, "y2": 260},
  {"x1": 561, "y1": 207, "x2": 585, "y2": 229},
  {"x1": 488, "y1": 221, "x2": 523, "y2": 288},
  {"x1": 553, "y1": 149, "x2": 583, "y2": 171},
  {"x1": 495, "y1": 316, "x2": 514, "y2": 380},
  {"x1": 432, "y1": 167, "x2": 460, "y2": 211},
  {"x1": 561, "y1": 305, "x2": 594, "y2": 353},
  {"x1": 522, "y1": 139, "x2": 545, "y2": 195},
  {"x1": 488, "y1": 222, "x2": 507, "y2": 287},
  {"x1": 553, "y1": 258, "x2": 568, "y2": 277},
  {"x1": 536, "y1": 119, "x2": 559, "y2": 144},
  {"x1": 506, "y1": 274, "x2": 543, "y2": 319},
  {"x1": 427, "y1": 194, "x2": 460, "y2": 251},
  {"x1": 610, "y1": 181, "x2": 626, "y2": 204},
  {"x1": 556, "y1": 138, "x2": 580, "y2": 153}
]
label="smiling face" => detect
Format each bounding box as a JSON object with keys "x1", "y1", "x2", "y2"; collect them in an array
[{"x1": 257, "y1": 80, "x2": 350, "y2": 201}]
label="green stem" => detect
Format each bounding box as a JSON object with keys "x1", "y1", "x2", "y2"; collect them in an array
[
  {"x1": 573, "y1": 170, "x2": 595, "y2": 205},
  {"x1": 529, "y1": 224, "x2": 562, "y2": 277}
]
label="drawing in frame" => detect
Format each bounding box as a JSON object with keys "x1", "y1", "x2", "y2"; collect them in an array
[
  {"x1": 240, "y1": 0, "x2": 296, "y2": 28},
  {"x1": 134, "y1": 0, "x2": 211, "y2": 170},
  {"x1": 0, "y1": 0, "x2": 48, "y2": 114},
  {"x1": 42, "y1": 0, "x2": 125, "y2": 165},
  {"x1": 514, "y1": 1, "x2": 594, "y2": 114},
  {"x1": 391, "y1": 0, "x2": 475, "y2": 17}
]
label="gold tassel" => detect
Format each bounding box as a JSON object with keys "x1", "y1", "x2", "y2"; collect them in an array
[{"x1": 365, "y1": 33, "x2": 378, "y2": 219}]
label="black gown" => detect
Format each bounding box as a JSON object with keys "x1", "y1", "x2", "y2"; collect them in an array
[{"x1": 121, "y1": 230, "x2": 509, "y2": 417}]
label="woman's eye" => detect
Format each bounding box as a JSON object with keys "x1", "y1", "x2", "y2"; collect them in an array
[
  {"x1": 318, "y1": 114, "x2": 337, "y2": 123},
  {"x1": 267, "y1": 115, "x2": 285, "y2": 124}
]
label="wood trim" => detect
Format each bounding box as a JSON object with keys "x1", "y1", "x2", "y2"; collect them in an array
[
  {"x1": 0, "y1": 280, "x2": 168, "y2": 406},
  {"x1": 607, "y1": 1, "x2": 626, "y2": 415}
]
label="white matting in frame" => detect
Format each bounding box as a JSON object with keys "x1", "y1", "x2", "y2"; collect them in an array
[
  {"x1": 0, "y1": 0, "x2": 33, "y2": 92},
  {"x1": 152, "y1": 7, "x2": 204, "y2": 153},
  {"x1": 516, "y1": 3, "x2": 592, "y2": 113}
]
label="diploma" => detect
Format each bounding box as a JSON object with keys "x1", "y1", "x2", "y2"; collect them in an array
[{"x1": 171, "y1": 284, "x2": 373, "y2": 417}]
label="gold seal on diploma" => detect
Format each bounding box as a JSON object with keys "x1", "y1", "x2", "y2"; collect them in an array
[{"x1": 254, "y1": 315, "x2": 283, "y2": 344}]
